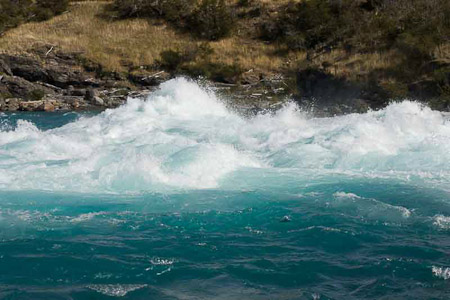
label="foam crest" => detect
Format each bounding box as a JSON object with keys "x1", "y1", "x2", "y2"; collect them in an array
[
  {"x1": 1, "y1": 78, "x2": 449, "y2": 192},
  {"x1": 332, "y1": 192, "x2": 412, "y2": 221},
  {"x1": 87, "y1": 284, "x2": 147, "y2": 297},
  {"x1": 432, "y1": 266, "x2": 450, "y2": 280}
]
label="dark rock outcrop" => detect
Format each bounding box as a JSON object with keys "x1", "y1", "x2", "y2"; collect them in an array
[
  {"x1": 0, "y1": 57, "x2": 12, "y2": 76},
  {"x1": 0, "y1": 49, "x2": 138, "y2": 112},
  {"x1": 2, "y1": 55, "x2": 48, "y2": 83},
  {"x1": 0, "y1": 75, "x2": 54, "y2": 99},
  {"x1": 0, "y1": 54, "x2": 89, "y2": 89},
  {"x1": 296, "y1": 68, "x2": 388, "y2": 115}
]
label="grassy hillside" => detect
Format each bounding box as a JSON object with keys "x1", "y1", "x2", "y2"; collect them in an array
[
  {"x1": 0, "y1": 1, "x2": 302, "y2": 76},
  {"x1": 1, "y1": 0, "x2": 450, "y2": 110}
]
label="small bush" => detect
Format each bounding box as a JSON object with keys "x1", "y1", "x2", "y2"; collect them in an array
[
  {"x1": 29, "y1": 89, "x2": 45, "y2": 101},
  {"x1": 109, "y1": 0, "x2": 196, "y2": 24},
  {"x1": 0, "y1": 0, "x2": 33, "y2": 34},
  {"x1": 159, "y1": 50, "x2": 184, "y2": 71},
  {"x1": 107, "y1": 0, "x2": 156, "y2": 19},
  {"x1": 238, "y1": 0, "x2": 252, "y2": 7},
  {"x1": 188, "y1": 0, "x2": 234, "y2": 40},
  {"x1": 0, "y1": 0, "x2": 68, "y2": 34},
  {"x1": 32, "y1": 0, "x2": 69, "y2": 22},
  {"x1": 110, "y1": 0, "x2": 234, "y2": 41},
  {"x1": 263, "y1": 0, "x2": 450, "y2": 56}
]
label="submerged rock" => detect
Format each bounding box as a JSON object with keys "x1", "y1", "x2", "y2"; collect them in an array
[{"x1": 280, "y1": 215, "x2": 291, "y2": 223}]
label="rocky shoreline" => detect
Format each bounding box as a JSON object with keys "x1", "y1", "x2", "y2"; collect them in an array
[
  {"x1": 0, "y1": 48, "x2": 163, "y2": 112},
  {"x1": 0, "y1": 48, "x2": 294, "y2": 114},
  {"x1": 1, "y1": 48, "x2": 449, "y2": 116}
]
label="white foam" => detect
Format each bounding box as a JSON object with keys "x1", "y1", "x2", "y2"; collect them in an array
[
  {"x1": 432, "y1": 266, "x2": 450, "y2": 280},
  {"x1": 332, "y1": 192, "x2": 412, "y2": 220},
  {"x1": 433, "y1": 215, "x2": 450, "y2": 229},
  {"x1": 150, "y1": 257, "x2": 175, "y2": 266},
  {"x1": 1, "y1": 78, "x2": 450, "y2": 193},
  {"x1": 71, "y1": 212, "x2": 107, "y2": 223},
  {"x1": 87, "y1": 284, "x2": 147, "y2": 297},
  {"x1": 333, "y1": 192, "x2": 361, "y2": 199}
]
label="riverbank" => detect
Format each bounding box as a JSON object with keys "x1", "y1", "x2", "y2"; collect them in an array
[{"x1": 1, "y1": 0, "x2": 449, "y2": 114}]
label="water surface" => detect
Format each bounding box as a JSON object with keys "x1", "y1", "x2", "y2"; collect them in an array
[{"x1": 0, "y1": 79, "x2": 449, "y2": 299}]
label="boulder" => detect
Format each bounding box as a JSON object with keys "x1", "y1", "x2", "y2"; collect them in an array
[
  {"x1": 20, "y1": 101, "x2": 44, "y2": 111},
  {"x1": 408, "y1": 80, "x2": 441, "y2": 100},
  {"x1": 4, "y1": 98, "x2": 21, "y2": 111},
  {"x1": 241, "y1": 69, "x2": 262, "y2": 85},
  {"x1": 297, "y1": 67, "x2": 361, "y2": 101},
  {"x1": 0, "y1": 58, "x2": 12, "y2": 76},
  {"x1": 38, "y1": 101, "x2": 55, "y2": 112},
  {"x1": 0, "y1": 54, "x2": 49, "y2": 82},
  {"x1": 0, "y1": 54, "x2": 88, "y2": 89},
  {"x1": 0, "y1": 75, "x2": 53, "y2": 99},
  {"x1": 296, "y1": 67, "x2": 388, "y2": 114},
  {"x1": 84, "y1": 88, "x2": 97, "y2": 101},
  {"x1": 93, "y1": 96, "x2": 104, "y2": 106},
  {"x1": 46, "y1": 67, "x2": 87, "y2": 88},
  {"x1": 69, "y1": 89, "x2": 86, "y2": 97}
]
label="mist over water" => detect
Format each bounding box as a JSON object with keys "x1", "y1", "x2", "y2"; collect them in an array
[{"x1": 1, "y1": 78, "x2": 450, "y2": 299}]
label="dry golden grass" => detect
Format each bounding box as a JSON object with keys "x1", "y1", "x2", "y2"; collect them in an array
[
  {"x1": 434, "y1": 43, "x2": 450, "y2": 63},
  {"x1": 0, "y1": 0, "x2": 398, "y2": 80},
  {"x1": 0, "y1": 2, "x2": 188, "y2": 71},
  {"x1": 0, "y1": 1, "x2": 298, "y2": 74}
]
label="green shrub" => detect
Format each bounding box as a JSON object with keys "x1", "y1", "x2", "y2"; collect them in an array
[
  {"x1": 238, "y1": 0, "x2": 252, "y2": 7},
  {"x1": 188, "y1": 0, "x2": 234, "y2": 40},
  {"x1": 159, "y1": 50, "x2": 184, "y2": 71},
  {"x1": 0, "y1": 0, "x2": 69, "y2": 34},
  {"x1": 32, "y1": 0, "x2": 69, "y2": 22},
  {"x1": 108, "y1": 0, "x2": 156, "y2": 18},
  {"x1": 109, "y1": 0, "x2": 196, "y2": 24},
  {"x1": 260, "y1": 0, "x2": 347, "y2": 50},
  {"x1": 110, "y1": 0, "x2": 234, "y2": 41},
  {"x1": 0, "y1": 0, "x2": 33, "y2": 34},
  {"x1": 29, "y1": 89, "x2": 45, "y2": 101},
  {"x1": 161, "y1": 0, "x2": 197, "y2": 22}
]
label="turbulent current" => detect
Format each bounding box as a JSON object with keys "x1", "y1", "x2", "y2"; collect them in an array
[{"x1": 0, "y1": 78, "x2": 450, "y2": 299}]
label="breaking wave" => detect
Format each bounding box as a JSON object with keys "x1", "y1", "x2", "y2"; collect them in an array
[{"x1": 0, "y1": 78, "x2": 449, "y2": 193}]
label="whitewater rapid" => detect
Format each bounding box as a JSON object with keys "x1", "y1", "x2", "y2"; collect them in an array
[{"x1": 0, "y1": 78, "x2": 449, "y2": 193}]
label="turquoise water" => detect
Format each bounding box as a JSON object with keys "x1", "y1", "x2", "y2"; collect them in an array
[{"x1": 1, "y1": 79, "x2": 450, "y2": 299}]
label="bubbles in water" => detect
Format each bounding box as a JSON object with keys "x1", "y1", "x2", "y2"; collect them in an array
[
  {"x1": 71, "y1": 212, "x2": 107, "y2": 223},
  {"x1": 433, "y1": 215, "x2": 450, "y2": 230},
  {"x1": 150, "y1": 257, "x2": 175, "y2": 266},
  {"x1": 87, "y1": 284, "x2": 147, "y2": 297},
  {"x1": 432, "y1": 266, "x2": 450, "y2": 280}
]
